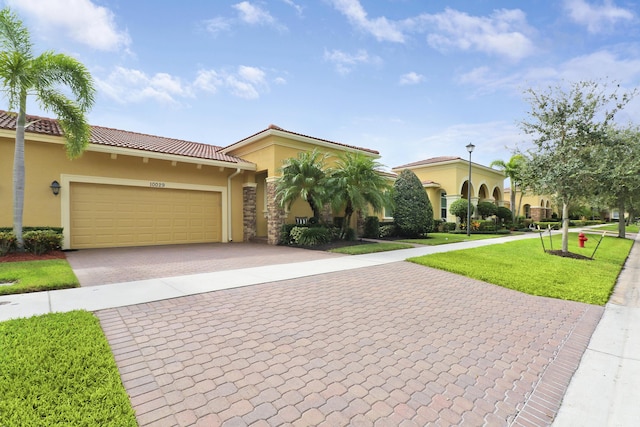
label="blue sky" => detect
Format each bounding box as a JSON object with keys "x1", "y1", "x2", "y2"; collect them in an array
[{"x1": 4, "y1": 0, "x2": 640, "y2": 170}]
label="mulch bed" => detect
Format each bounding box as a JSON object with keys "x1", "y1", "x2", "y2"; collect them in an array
[
  {"x1": 291, "y1": 239, "x2": 377, "y2": 252},
  {"x1": 546, "y1": 250, "x2": 592, "y2": 260},
  {"x1": 0, "y1": 250, "x2": 67, "y2": 263}
]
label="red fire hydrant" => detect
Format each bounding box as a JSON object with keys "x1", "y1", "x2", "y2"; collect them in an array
[{"x1": 578, "y1": 232, "x2": 588, "y2": 248}]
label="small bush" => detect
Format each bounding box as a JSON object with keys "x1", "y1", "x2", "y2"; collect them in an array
[
  {"x1": 450, "y1": 199, "x2": 474, "y2": 222},
  {"x1": 297, "y1": 227, "x2": 331, "y2": 246},
  {"x1": 0, "y1": 226, "x2": 63, "y2": 234},
  {"x1": 289, "y1": 226, "x2": 306, "y2": 244},
  {"x1": 476, "y1": 201, "x2": 498, "y2": 219},
  {"x1": 477, "y1": 220, "x2": 498, "y2": 231},
  {"x1": 0, "y1": 232, "x2": 16, "y2": 256},
  {"x1": 363, "y1": 216, "x2": 380, "y2": 238},
  {"x1": 22, "y1": 230, "x2": 62, "y2": 255},
  {"x1": 535, "y1": 221, "x2": 560, "y2": 230},
  {"x1": 279, "y1": 223, "x2": 297, "y2": 245},
  {"x1": 344, "y1": 227, "x2": 356, "y2": 241},
  {"x1": 332, "y1": 217, "x2": 344, "y2": 229},
  {"x1": 496, "y1": 206, "x2": 512, "y2": 222},
  {"x1": 379, "y1": 224, "x2": 397, "y2": 238}
]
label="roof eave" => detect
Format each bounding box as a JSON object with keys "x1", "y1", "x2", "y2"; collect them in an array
[{"x1": 223, "y1": 128, "x2": 379, "y2": 158}]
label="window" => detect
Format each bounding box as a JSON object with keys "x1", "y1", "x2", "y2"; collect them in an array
[{"x1": 440, "y1": 191, "x2": 447, "y2": 219}]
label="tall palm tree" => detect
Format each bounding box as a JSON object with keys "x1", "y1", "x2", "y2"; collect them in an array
[
  {"x1": 490, "y1": 154, "x2": 525, "y2": 222},
  {"x1": 329, "y1": 152, "x2": 391, "y2": 239},
  {"x1": 0, "y1": 7, "x2": 95, "y2": 249},
  {"x1": 275, "y1": 148, "x2": 330, "y2": 219}
]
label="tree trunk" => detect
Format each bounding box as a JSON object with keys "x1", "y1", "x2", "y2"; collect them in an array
[
  {"x1": 509, "y1": 179, "x2": 516, "y2": 223},
  {"x1": 13, "y1": 101, "x2": 27, "y2": 250},
  {"x1": 342, "y1": 202, "x2": 353, "y2": 239},
  {"x1": 516, "y1": 188, "x2": 524, "y2": 220},
  {"x1": 618, "y1": 197, "x2": 626, "y2": 239},
  {"x1": 561, "y1": 202, "x2": 569, "y2": 253}
]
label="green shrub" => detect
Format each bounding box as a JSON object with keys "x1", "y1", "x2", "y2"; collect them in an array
[
  {"x1": 496, "y1": 206, "x2": 512, "y2": 222},
  {"x1": 0, "y1": 226, "x2": 63, "y2": 234},
  {"x1": 450, "y1": 199, "x2": 474, "y2": 222},
  {"x1": 23, "y1": 230, "x2": 62, "y2": 255},
  {"x1": 289, "y1": 226, "x2": 306, "y2": 244},
  {"x1": 279, "y1": 223, "x2": 297, "y2": 245},
  {"x1": 392, "y1": 170, "x2": 433, "y2": 237},
  {"x1": 363, "y1": 216, "x2": 380, "y2": 238},
  {"x1": 476, "y1": 201, "x2": 498, "y2": 219},
  {"x1": 379, "y1": 224, "x2": 397, "y2": 238},
  {"x1": 477, "y1": 220, "x2": 498, "y2": 231},
  {"x1": 535, "y1": 221, "x2": 560, "y2": 230},
  {"x1": 344, "y1": 227, "x2": 356, "y2": 241},
  {"x1": 436, "y1": 221, "x2": 457, "y2": 232},
  {"x1": 297, "y1": 227, "x2": 331, "y2": 246},
  {"x1": 0, "y1": 232, "x2": 16, "y2": 256}
]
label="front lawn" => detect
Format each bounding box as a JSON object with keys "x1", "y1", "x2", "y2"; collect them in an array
[
  {"x1": 329, "y1": 242, "x2": 414, "y2": 254},
  {"x1": 400, "y1": 232, "x2": 511, "y2": 246},
  {"x1": 408, "y1": 233, "x2": 633, "y2": 305},
  {"x1": 0, "y1": 259, "x2": 79, "y2": 296},
  {"x1": 596, "y1": 223, "x2": 639, "y2": 233},
  {"x1": 0, "y1": 311, "x2": 137, "y2": 426}
]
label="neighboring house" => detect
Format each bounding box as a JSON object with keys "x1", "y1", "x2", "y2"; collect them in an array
[
  {"x1": 392, "y1": 156, "x2": 505, "y2": 223},
  {"x1": 0, "y1": 113, "x2": 377, "y2": 249},
  {"x1": 503, "y1": 188, "x2": 557, "y2": 221}
]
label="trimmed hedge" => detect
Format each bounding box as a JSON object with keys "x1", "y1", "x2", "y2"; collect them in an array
[
  {"x1": 363, "y1": 216, "x2": 380, "y2": 239},
  {"x1": 23, "y1": 231, "x2": 62, "y2": 255},
  {"x1": 0, "y1": 226, "x2": 63, "y2": 234}
]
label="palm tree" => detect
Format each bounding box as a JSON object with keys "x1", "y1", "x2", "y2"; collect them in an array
[
  {"x1": 275, "y1": 148, "x2": 330, "y2": 219},
  {"x1": 0, "y1": 7, "x2": 95, "y2": 249},
  {"x1": 329, "y1": 152, "x2": 391, "y2": 239},
  {"x1": 490, "y1": 154, "x2": 525, "y2": 223}
]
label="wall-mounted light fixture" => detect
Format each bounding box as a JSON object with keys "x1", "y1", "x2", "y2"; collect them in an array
[{"x1": 50, "y1": 180, "x2": 61, "y2": 196}]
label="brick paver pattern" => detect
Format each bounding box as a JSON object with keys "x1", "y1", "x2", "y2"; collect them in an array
[
  {"x1": 67, "y1": 243, "x2": 344, "y2": 286},
  {"x1": 97, "y1": 261, "x2": 602, "y2": 426}
]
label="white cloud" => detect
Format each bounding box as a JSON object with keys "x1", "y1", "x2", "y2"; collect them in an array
[
  {"x1": 7, "y1": 0, "x2": 130, "y2": 51},
  {"x1": 282, "y1": 0, "x2": 303, "y2": 16},
  {"x1": 457, "y1": 49, "x2": 640, "y2": 97},
  {"x1": 203, "y1": 17, "x2": 232, "y2": 36},
  {"x1": 96, "y1": 67, "x2": 192, "y2": 104},
  {"x1": 399, "y1": 72, "x2": 425, "y2": 85},
  {"x1": 324, "y1": 49, "x2": 382, "y2": 75},
  {"x1": 194, "y1": 66, "x2": 270, "y2": 99},
  {"x1": 563, "y1": 0, "x2": 634, "y2": 33},
  {"x1": 329, "y1": 0, "x2": 405, "y2": 42},
  {"x1": 410, "y1": 8, "x2": 536, "y2": 61},
  {"x1": 233, "y1": 1, "x2": 287, "y2": 31}
]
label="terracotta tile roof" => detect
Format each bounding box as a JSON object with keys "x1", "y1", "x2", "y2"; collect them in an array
[
  {"x1": 225, "y1": 124, "x2": 380, "y2": 155},
  {"x1": 0, "y1": 110, "x2": 247, "y2": 164},
  {"x1": 393, "y1": 156, "x2": 461, "y2": 170}
]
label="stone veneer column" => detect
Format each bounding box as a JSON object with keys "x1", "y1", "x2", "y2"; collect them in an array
[
  {"x1": 242, "y1": 183, "x2": 257, "y2": 242},
  {"x1": 266, "y1": 177, "x2": 286, "y2": 245},
  {"x1": 531, "y1": 207, "x2": 543, "y2": 222}
]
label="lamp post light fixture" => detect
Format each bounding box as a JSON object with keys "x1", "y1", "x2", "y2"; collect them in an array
[
  {"x1": 50, "y1": 180, "x2": 61, "y2": 196},
  {"x1": 466, "y1": 143, "x2": 475, "y2": 237}
]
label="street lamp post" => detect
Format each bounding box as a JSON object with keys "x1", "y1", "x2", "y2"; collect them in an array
[{"x1": 466, "y1": 143, "x2": 475, "y2": 237}]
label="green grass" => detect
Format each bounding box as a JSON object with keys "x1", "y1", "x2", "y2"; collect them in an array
[
  {"x1": 0, "y1": 259, "x2": 79, "y2": 296},
  {"x1": 408, "y1": 232, "x2": 633, "y2": 305},
  {"x1": 596, "y1": 223, "x2": 639, "y2": 233},
  {"x1": 400, "y1": 232, "x2": 511, "y2": 246},
  {"x1": 329, "y1": 242, "x2": 414, "y2": 254},
  {"x1": 0, "y1": 311, "x2": 137, "y2": 426}
]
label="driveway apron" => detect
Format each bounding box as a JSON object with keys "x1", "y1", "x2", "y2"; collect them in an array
[{"x1": 96, "y1": 260, "x2": 601, "y2": 426}]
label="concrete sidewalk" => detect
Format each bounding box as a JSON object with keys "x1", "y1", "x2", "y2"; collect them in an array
[{"x1": 553, "y1": 232, "x2": 640, "y2": 426}]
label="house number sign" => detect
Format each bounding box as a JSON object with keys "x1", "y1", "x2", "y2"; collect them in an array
[{"x1": 149, "y1": 181, "x2": 166, "y2": 188}]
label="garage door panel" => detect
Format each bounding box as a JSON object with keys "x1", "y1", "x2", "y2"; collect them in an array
[{"x1": 70, "y1": 183, "x2": 221, "y2": 249}]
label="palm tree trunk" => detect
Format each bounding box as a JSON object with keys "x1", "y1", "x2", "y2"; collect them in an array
[
  {"x1": 509, "y1": 178, "x2": 516, "y2": 222},
  {"x1": 13, "y1": 100, "x2": 27, "y2": 250}
]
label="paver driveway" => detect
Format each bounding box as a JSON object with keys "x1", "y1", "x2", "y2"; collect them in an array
[
  {"x1": 96, "y1": 259, "x2": 601, "y2": 426},
  {"x1": 66, "y1": 243, "x2": 345, "y2": 286}
]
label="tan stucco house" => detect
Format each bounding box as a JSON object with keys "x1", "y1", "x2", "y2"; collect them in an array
[
  {"x1": 503, "y1": 188, "x2": 557, "y2": 221},
  {"x1": 0, "y1": 112, "x2": 379, "y2": 249},
  {"x1": 392, "y1": 156, "x2": 505, "y2": 223}
]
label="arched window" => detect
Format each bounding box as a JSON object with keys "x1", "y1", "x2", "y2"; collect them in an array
[{"x1": 440, "y1": 191, "x2": 447, "y2": 219}]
